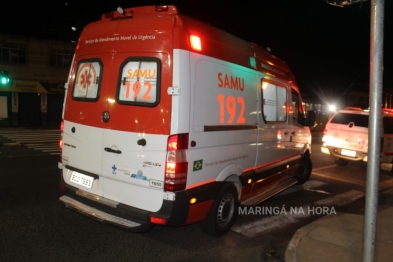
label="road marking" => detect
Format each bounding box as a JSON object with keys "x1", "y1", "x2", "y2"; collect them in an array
[
  {"x1": 312, "y1": 165, "x2": 337, "y2": 171},
  {"x1": 312, "y1": 171, "x2": 366, "y2": 186},
  {"x1": 314, "y1": 190, "x2": 364, "y2": 206},
  {"x1": 277, "y1": 180, "x2": 327, "y2": 196},
  {"x1": 232, "y1": 207, "x2": 310, "y2": 237},
  {"x1": 0, "y1": 129, "x2": 60, "y2": 155},
  {"x1": 233, "y1": 189, "x2": 365, "y2": 238}
]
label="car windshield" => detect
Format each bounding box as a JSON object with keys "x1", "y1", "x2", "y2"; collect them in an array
[{"x1": 330, "y1": 113, "x2": 368, "y2": 128}]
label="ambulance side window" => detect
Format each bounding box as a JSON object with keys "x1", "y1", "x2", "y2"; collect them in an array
[
  {"x1": 72, "y1": 59, "x2": 102, "y2": 101},
  {"x1": 117, "y1": 58, "x2": 161, "y2": 107},
  {"x1": 261, "y1": 81, "x2": 287, "y2": 122}
]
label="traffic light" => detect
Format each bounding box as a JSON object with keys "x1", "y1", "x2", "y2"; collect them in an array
[{"x1": 1, "y1": 70, "x2": 10, "y2": 86}]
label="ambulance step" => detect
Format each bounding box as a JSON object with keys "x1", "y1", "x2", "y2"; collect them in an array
[
  {"x1": 241, "y1": 178, "x2": 298, "y2": 206},
  {"x1": 59, "y1": 195, "x2": 152, "y2": 232}
]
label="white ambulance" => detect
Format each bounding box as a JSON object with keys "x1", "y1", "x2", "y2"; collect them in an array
[{"x1": 58, "y1": 5, "x2": 314, "y2": 236}]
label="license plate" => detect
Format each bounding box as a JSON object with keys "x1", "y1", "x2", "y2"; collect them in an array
[
  {"x1": 341, "y1": 149, "x2": 356, "y2": 157},
  {"x1": 70, "y1": 172, "x2": 94, "y2": 188}
]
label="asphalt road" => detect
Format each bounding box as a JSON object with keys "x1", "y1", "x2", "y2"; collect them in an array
[{"x1": 1, "y1": 128, "x2": 392, "y2": 261}]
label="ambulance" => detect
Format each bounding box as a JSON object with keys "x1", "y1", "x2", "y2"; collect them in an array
[{"x1": 58, "y1": 5, "x2": 314, "y2": 237}]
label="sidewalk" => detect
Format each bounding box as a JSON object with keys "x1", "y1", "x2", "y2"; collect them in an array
[{"x1": 285, "y1": 187, "x2": 393, "y2": 262}]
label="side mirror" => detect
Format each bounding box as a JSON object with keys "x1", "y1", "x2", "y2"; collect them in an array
[{"x1": 306, "y1": 110, "x2": 316, "y2": 128}]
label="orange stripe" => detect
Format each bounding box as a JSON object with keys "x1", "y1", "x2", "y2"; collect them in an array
[
  {"x1": 254, "y1": 157, "x2": 288, "y2": 170},
  {"x1": 243, "y1": 167, "x2": 254, "y2": 172},
  {"x1": 186, "y1": 179, "x2": 216, "y2": 190}
]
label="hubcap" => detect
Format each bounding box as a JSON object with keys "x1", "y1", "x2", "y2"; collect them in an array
[{"x1": 217, "y1": 193, "x2": 234, "y2": 227}]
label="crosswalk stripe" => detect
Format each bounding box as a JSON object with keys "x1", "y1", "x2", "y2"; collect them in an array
[
  {"x1": 232, "y1": 180, "x2": 365, "y2": 238},
  {"x1": 0, "y1": 129, "x2": 61, "y2": 155}
]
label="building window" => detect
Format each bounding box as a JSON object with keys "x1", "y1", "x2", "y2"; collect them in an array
[
  {"x1": 50, "y1": 52, "x2": 72, "y2": 68},
  {"x1": 0, "y1": 44, "x2": 26, "y2": 64}
]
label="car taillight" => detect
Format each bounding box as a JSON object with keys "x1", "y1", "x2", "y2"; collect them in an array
[
  {"x1": 323, "y1": 128, "x2": 327, "y2": 136},
  {"x1": 165, "y1": 134, "x2": 188, "y2": 192},
  {"x1": 59, "y1": 120, "x2": 64, "y2": 162}
]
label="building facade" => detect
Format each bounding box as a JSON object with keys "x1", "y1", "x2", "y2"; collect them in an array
[{"x1": 0, "y1": 33, "x2": 75, "y2": 127}]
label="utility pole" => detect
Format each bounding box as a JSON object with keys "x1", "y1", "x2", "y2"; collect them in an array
[{"x1": 325, "y1": 0, "x2": 385, "y2": 261}]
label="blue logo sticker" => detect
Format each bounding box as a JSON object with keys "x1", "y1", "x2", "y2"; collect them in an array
[
  {"x1": 131, "y1": 170, "x2": 149, "y2": 181},
  {"x1": 112, "y1": 165, "x2": 117, "y2": 174}
]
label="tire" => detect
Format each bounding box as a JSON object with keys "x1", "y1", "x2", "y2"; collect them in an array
[
  {"x1": 295, "y1": 154, "x2": 312, "y2": 185},
  {"x1": 200, "y1": 183, "x2": 238, "y2": 237},
  {"x1": 335, "y1": 158, "x2": 349, "y2": 166}
]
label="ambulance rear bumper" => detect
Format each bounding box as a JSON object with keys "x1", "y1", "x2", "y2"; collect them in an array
[
  {"x1": 59, "y1": 195, "x2": 152, "y2": 232},
  {"x1": 321, "y1": 145, "x2": 367, "y2": 162},
  {"x1": 59, "y1": 169, "x2": 221, "y2": 231}
]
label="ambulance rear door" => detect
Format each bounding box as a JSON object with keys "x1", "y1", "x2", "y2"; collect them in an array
[{"x1": 62, "y1": 15, "x2": 173, "y2": 213}]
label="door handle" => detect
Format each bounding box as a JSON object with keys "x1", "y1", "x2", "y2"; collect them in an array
[{"x1": 104, "y1": 147, "x2": 122, "y2": 154}]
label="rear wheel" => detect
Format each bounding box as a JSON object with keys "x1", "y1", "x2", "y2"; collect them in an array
[
  {"x1": 295, "y1": 154, "x2": 312, "y2": 185},
  {"x1": 200, "y1": 183, "x2": 238, "y2": 237},
  {"x1": 335, "y1": 158, "x2": 349, "y2": 166}
]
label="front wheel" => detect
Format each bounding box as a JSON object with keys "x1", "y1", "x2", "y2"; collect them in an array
[
  {"x1": 295, "y1": 154, "x2": 312, "y2": 185},
  {"x1": 199, "y1": 183, "x2": 238, "y2": 237}
]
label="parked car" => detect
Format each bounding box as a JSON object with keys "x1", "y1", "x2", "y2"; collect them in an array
[{"x1": 321, "y1": 107, "x2": 393, "y2": 171}]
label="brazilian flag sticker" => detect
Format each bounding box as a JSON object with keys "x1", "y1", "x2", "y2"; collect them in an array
[{"x1": 193, "y1": 160, "x2": 203, "y2": 172}]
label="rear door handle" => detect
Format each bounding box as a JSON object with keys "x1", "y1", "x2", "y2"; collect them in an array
[{"x1": 104, "y1": 147, "x2": 122, "y2": 154}]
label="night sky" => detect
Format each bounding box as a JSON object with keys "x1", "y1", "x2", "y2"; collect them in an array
[{"x1": 2, "y1": 0, "x2": 392, "y2": 101}]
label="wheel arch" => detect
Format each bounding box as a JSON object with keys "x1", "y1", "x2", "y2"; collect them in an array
[{"x1": 216, "y1": 164, "x2": 242, "y2": 200}]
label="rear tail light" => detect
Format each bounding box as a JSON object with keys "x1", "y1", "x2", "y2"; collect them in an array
[
  {"x1": 165, "y1": 134, "x2": 188, "y2": 192},
  {"x1": 380, "y1": 137, "x2": 393, "y2": 155},
  {"x1": 59, "y1": 120, "x2": 64, "y2": 150},
  {"x1": 323, "y1": 129, "x2": 327, "y2": 136},
  {"x1": 59, "y1": 120, "x2": 64, "y2": 163}
]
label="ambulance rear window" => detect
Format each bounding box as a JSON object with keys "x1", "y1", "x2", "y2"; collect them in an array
[
  {"x1": 117, "y1": 58, "x2": 160, "y2": 107},
  {"x1": 72, "y1": 60, "x2": 102, "y2": 101}
]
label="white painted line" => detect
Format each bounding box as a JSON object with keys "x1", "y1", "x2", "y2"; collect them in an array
[
  {"x1": 277, "y1": 180, "x2": 328, "y2": 196},
  {"x1": 312, "y1": 171, "x2": 366, "y2": 186},
  {"x1": 232, "y1": 206, "x2": 310, "y2": 237},
  {"x1": 233, "y1": 189, "x2": 365, "y2": 238},
  {"x1": 312, "y1": 165, "x2": 337, "y2": 171},
  {"x1": 302, "y1": 180, "x2": 327, "y2": 190},
  {"x1": 314, "y1": 190, "x2": 364, "y2": 206}
]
